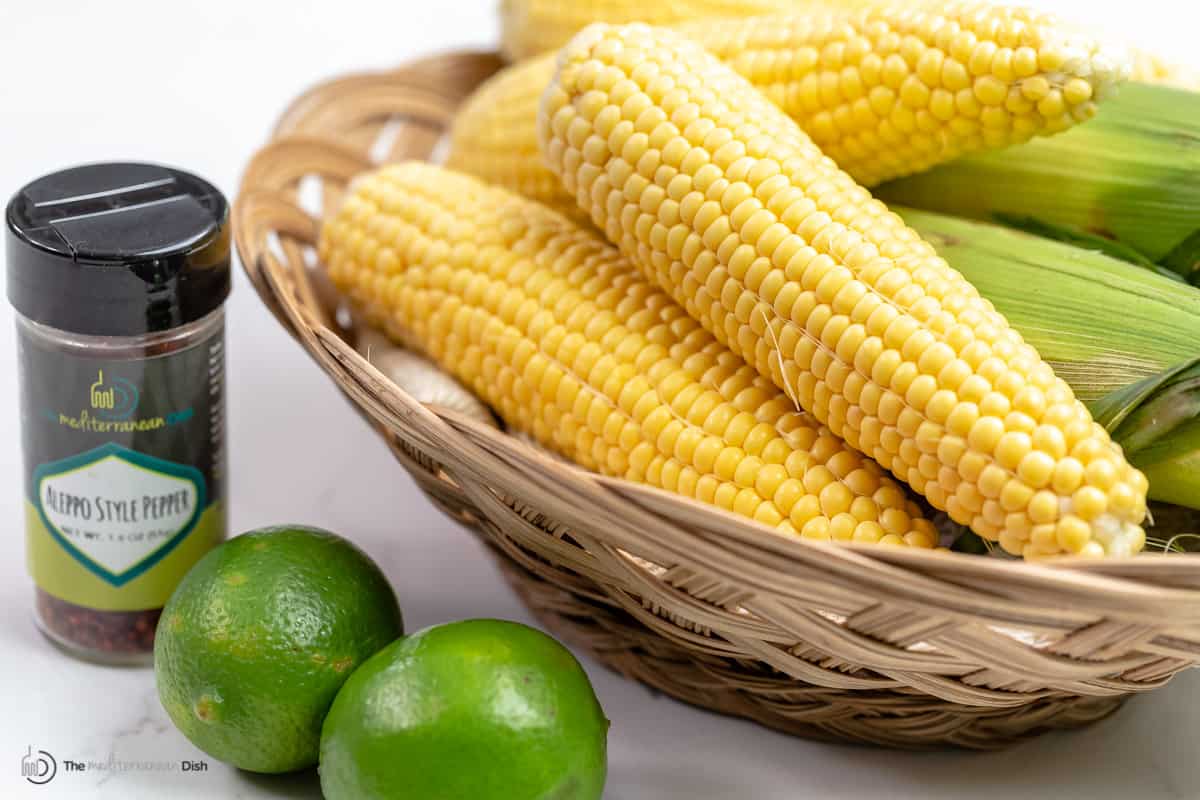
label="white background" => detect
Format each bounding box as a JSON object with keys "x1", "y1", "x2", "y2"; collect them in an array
[{"x1": 1, "y1": 1, "x2": 1197, "y2": 798}]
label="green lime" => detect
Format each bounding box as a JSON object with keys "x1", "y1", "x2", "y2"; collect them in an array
[
  {"x1": 319, "y1": 619, "x2": 608, "y2": 800},
  {"x1": 154, "y1": 525, "x2": 404, "y2": 773}
]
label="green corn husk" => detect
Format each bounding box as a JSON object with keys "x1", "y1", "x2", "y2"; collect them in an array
[
  {"x1": 1091, "y1": 358, "x2": 1200, "y2": 509},
  {"x1": 897, "y1": 207, "x2": 1200, "y2": 509},
  {"x1": 878, "y1": 83, "x2": 1200, "y2": 283}
]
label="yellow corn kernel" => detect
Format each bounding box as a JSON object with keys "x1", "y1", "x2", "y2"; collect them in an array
[
  {"x1": 540, "y1": 23, "x2": 1146, "y2": 558},
  {"x1": 852, "y1": 520, "x2": 884, "y2": 544},
  {"x1": 999, "y1": 479, "x2": 1033, "y2": 513},
  {"x1": 801, "y1": 516, "x2": 832, "y2": 540},
  {"x1": 1016, "y1": 450, "x2": 1055, "y2": 489},
  {"x1": 321, "y1": 162, "x2": 933, "y2": 548},
  {"x1": 1072, "y1": 486, "x2": 1108, "y2": 521},
  {"x1": 1055, "y1": 515, "x2": 1091, "y2": 554},
  {"x1": 1085, "y1": 458, "x2": 1119, "y2": 490},
  {"x1": 1051, "y1": 457, "x2": 1085, "y2": 496},
  {"x1": 454, "y1": 2, "x2": 1129, "y2": 216}
]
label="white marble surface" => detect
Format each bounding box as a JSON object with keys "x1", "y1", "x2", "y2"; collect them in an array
[{"x1": 1, "y1": 1, "x2": 1198, "y2": 797}]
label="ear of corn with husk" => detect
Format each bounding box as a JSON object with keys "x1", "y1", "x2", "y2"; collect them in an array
[
  {"x1": 877, "y1": 82, "x2": 1200, "y2": 282},
  {"x1": 539, "y1": 22, "x2": 1149, "y2": 558},
  {"x1": 896, "y1": 208, "x2": 1200, "y2": 510}
]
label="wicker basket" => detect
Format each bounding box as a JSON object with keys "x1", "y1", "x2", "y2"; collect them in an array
[{"x1": 234, "y1": 51, "x2": 1200, "y2": 750}]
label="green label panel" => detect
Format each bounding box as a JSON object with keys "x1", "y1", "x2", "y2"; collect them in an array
[{"x1": 27, "y1": 501, "x2": 224, "y2": 611}]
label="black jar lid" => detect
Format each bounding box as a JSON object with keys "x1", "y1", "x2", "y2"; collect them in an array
[{"x1": 6, "y1": 162, "x2": 231, "y2": 336}]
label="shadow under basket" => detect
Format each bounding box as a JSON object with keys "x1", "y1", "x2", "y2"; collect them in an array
[{"x1": 234, "y1": 50, "x2": 1200, "y2": 750}]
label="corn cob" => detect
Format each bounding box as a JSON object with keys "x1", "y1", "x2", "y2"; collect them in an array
[
  {"x1": 539, "y1": 23, "x2": 1148, "y2": 558},
  {"x1": 499, "y1": 0, "x2": 792, "y2": 62},
  {"x1": 877, "y1": 82, "x2": 1200, "y2": 280},
  {"x1": 685, "y1": 4, "x2": 1129, "y2": 187},
  {"x1": 320, "y1": 163, "x2": 936, "y2": 547},
  {"x1": 452, "y1": 2, "x2": 1130, "y2": 216}
]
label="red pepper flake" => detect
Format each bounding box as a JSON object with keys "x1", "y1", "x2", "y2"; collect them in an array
[{"x1": 36, "y1": 589, "x2": 161, "y2": 656}]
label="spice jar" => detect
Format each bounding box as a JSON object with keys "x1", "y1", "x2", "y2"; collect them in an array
[{"x1": 6, "y1": 163, "x2": 230, "y2": 664}]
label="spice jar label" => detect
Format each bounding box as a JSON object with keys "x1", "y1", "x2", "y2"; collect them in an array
[
  {"x1": 33, "y1": 443, "x2": 206, "y2": 587},
  {"x1": 19, "y1": 326, "x2": 226, "y2": 613}
]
